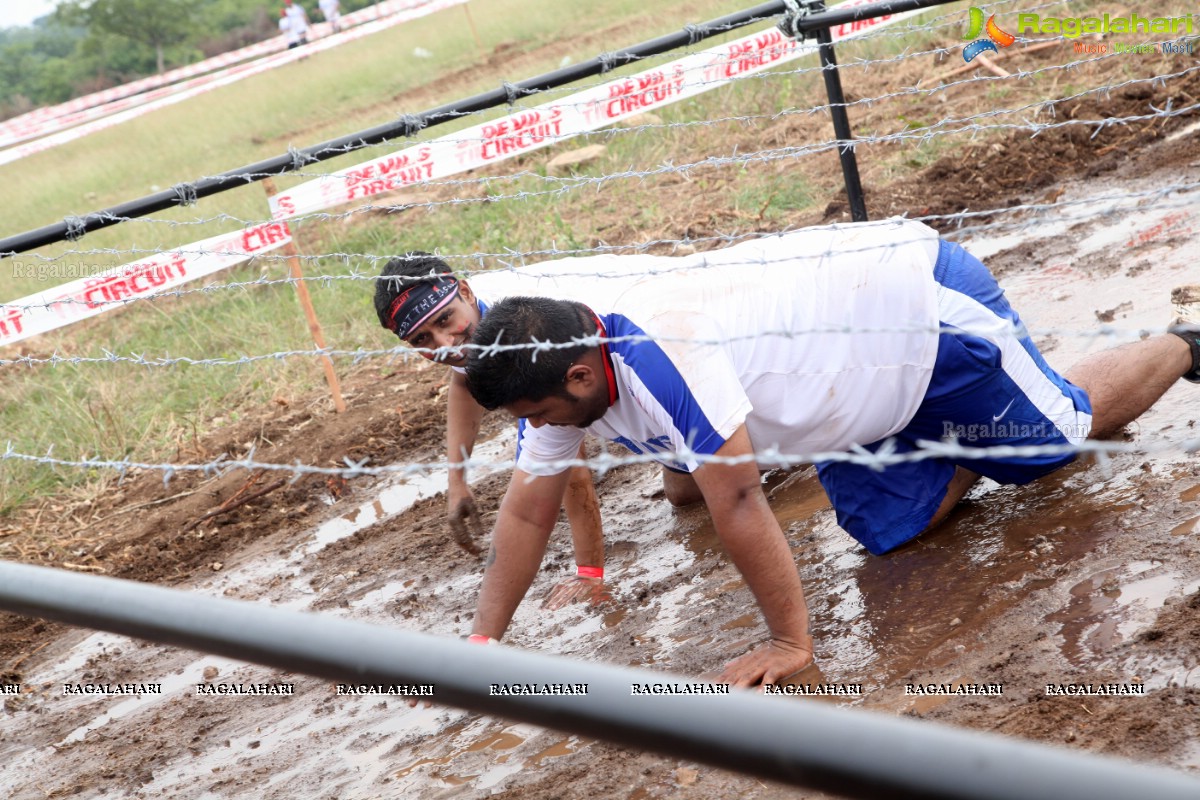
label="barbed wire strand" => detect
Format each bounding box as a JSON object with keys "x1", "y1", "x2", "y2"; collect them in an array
[{"x1": 0, "y1": 434, "x2": 1195, "y2": 488}]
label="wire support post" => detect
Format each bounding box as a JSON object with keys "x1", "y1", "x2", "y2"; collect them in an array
[
  {"x1": 779, "y1": 0, "x2": 868, "y2": 221},
  {"x1": 261, "y1": 178, "x2": 347, "y2": 414}
]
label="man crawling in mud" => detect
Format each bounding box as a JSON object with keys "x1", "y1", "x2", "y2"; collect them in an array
[
  {"x1": 375, "y1": 252, "x2": 621, "y2": 608},
  {"x1": 455, "y1": 218, "x2": 1200, "y2": 687}
]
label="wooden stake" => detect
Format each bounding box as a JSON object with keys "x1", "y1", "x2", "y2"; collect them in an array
[
  {"x1": 262, "y1": 178, "x2": 347, "y2": 414},
  {"x1": 940, "y1": 40, "x2": 1061, "y2": 81},
  {"x1": 463, "y1": 2, "x2": 484, "y2": 57},
  {"x1": 975, "y1": 53, "x2": 1010, "y2": 78}
]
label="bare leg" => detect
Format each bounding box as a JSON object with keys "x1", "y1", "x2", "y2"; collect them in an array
[
  {"x1": 662, "y1": 467, "x2": 705, "y2": 507},
  {"x1": 1064, "y1": 335, "x2": 1192, "y2": 439},
  {"x1": 920, "y1": 466, "x2": 981, "y2": 534},
  {"x1": 564, "y1": 443, "x2": 604, "y2": 568},
  {"x1": 919, "y1": 335, "x2": 1190, "y2": 536}
]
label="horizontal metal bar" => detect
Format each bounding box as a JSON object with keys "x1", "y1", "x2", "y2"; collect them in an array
[
  {"x1": 1, "y1": 561, "x2": 1197, "y2": 800},
  {"x1": 0, "y1": 0, "x2": 957, "y2": 257},
  {"x1": 0, "y1": 1, "x2": 784, "y2": 257},
  {"x1": 792, "y1": 0, "x2": 949, "y2": 32}
]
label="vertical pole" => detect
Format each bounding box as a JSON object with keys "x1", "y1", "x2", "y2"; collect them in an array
[
  {"x1": 262, "y1": 178, "x2": 347, "y2": 414},
  {"x1": 811, "y1": 1, "x2": 868, "y2": 221},
  {"x1": 462, "y1": 2, "x2": 485, "y2": 57}
]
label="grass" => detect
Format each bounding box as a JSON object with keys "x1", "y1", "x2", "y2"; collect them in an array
[{"x1": 1, "y1": 0, "x2": 1189, "y2": 516}]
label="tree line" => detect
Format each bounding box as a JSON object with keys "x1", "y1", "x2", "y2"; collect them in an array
[{"x1": 0, "y1": 0, "x2": 381, "y2": 121}]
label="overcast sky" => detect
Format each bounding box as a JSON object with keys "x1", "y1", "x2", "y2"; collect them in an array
[{"x1": 1, "y1": 0, "x2": 60, "y2": 29}]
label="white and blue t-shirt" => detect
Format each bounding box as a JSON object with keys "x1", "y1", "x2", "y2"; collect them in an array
[{"x1": 496, "y1": 218, "x2": 944, "y2": 474}]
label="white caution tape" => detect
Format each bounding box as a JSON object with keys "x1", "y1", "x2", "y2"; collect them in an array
[
  {"x1": 0, "y1": 221, "x2": 292, "y2": 348},
  {"x1": 270, "y1": 0, "x2": 918, "y2": 220},
  {"x1": 0, "y1": 0, "x2": 466, "y2": 163}
]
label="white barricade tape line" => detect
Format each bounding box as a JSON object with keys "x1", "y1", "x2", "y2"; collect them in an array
[
  {"x1": 0, "y1": 0, "x2": 466, "y2": 165},
  {"x1": 0, "y1": 221, "x2": 292, "y2": 348},
  {"x1": 269, "y1": 0, "x2": 917, "y2": 221},
  {"x1": 0, "y1": 0, "x2": 442, "y2": 142}
]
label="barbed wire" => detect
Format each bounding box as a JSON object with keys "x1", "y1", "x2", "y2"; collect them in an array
[
  {"x1": 26, "y1": 31, "x2": 1191, "y2": 208},
  {"x1": 4, "y1": 176, "x2": 1196, "y2": 318},
  {"x1": 2, "y1": 434, "x2": 1196, "y2": 487},
  {"x1": 9, "y1": 69, "x2": 1199, "y2": 260},
  {"x1": 217, "y1": 0, "x2": 1078, "y2": 161},
  {"x1": 4, "y1": 173, "x2": 1197, "y2": 319},
  {"x1": 7, "y1": 17, "x2": 1180, "y2": 232},
  {"x1": 140, "y1": 1, "x2": 1064, "y2": 167},
  {"x1": 5, "y1": 52, "x2": 1195, "y2": 263},
  {"x1": 4, "y1": 308, "x2": 1193, "y2": 370}
]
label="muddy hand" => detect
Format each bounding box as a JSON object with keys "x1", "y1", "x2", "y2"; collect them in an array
[
  {"x1": 716, "y1": 636, "x2": 814, "y2": 689},
  {"x1": 542, "y1": 576, "x2": 609, "y2": 610},
  {"x1": 447, "y1": 495, "x2": 484, "y2": 556}
]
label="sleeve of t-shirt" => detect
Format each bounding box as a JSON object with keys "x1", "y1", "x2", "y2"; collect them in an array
[
  {"x1": 612, "y1": 311, "x2": 752, "y2": 472},
  {"x1": 514, "y1": 419, "x2": 586, "y2": 476}
]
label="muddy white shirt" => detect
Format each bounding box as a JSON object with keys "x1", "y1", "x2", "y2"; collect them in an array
[
  {"x1": 450, "y1": 256, "x2": 651, "y2": 375},
  {"x1": 510, "y1": 218, "x2": 943, "y2": 474}
]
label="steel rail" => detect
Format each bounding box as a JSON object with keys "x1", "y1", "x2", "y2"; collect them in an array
[{"x1": 1, "y1": 561, "x2": 1198, "y2": 800}]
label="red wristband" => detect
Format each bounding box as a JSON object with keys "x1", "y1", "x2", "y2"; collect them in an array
[
  {"x1": 466, "y1": 634, "x2": 498, "y2": 645},
  {"x1": 576, "y1": 565, "x2": 603, "y2": 580}
]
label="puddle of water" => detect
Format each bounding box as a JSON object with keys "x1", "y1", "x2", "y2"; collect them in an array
[
  {"x1": 3, "y1": 428, "x2": 522, "y2": 799},
  {"x1": 305, "y1": 429, "x2": 516, "y2": 555},
  {"x1": 1048, "y1": 560, "x2": 1200, "y2": 668},
  {"x1": 59, "y1": 657, "x2": 235, "y2": 745},
  {"x1": 525, "y1": 736, "x2": 578, "y2": 767},
  {"x1": 603, "y1": 607, "x2": 627, "y2": 628},
  {"x1": 1170, "y1": 516, "x2": 1200, "y2": 536},
  {"x1": 720, "y1": 613, "x2": 758, "y2": 631},
  {"x1": 305, "y1": 473, "x2": 442, "y2": 553},
  {"x1": 388, "y1": 721, "x2": 542, "y2": 793}
]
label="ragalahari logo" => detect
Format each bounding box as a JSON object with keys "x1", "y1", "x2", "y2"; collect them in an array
[{"x1": 962, "y1": 7, "x2": 1015, "y2": 62}]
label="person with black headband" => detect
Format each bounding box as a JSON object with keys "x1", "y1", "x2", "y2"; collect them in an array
[{"x1": 375, "y1": 251, "x2": 637, "y2": 610}]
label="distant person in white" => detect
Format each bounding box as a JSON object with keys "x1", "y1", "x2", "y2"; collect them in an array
[
  {"x1": 319, "y1": 0, "x2": 341, "y2": 33},
  {"x1": 284, "y1": 0, "x2": 310, "y2": 47},
  {"x1": 461, "y1": 217, "x2": 1200, "y2": 687}
]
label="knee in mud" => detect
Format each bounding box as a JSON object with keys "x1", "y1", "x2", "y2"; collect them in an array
[{"x1": 662, "y1": 472, "x2": 704, "y2": 507}]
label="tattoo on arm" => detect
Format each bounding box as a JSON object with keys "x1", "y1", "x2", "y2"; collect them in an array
[{"x1": 486, "y1": 543, "x2": 497, "y2": 568}]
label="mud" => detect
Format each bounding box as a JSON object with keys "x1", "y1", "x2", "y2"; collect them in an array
[{"x1": 3, "y1": 21, "x2": 1200, "y2": 800}]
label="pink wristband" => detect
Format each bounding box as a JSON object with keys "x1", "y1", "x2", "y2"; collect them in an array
[
  {"x1": 466, "y1": 634, "x2": 498, "y2": 645},
  {"x1": 577, "y1": 565, "x2": 603, "y2": 580}
]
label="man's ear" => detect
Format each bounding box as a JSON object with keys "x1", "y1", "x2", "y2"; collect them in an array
[
  {"x1": 563, "y1": 362, "x2": 597, "y2": 391},
  {"x1": 458, "y1": 280, "x2": 475, "y2": 304}
]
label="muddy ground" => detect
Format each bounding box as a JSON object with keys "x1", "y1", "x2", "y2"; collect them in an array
[{"x1": 2, "y1": 20, "x2": 1200, "y2": 800}]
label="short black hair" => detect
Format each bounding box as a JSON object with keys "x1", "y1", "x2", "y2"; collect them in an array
[
  {"x1": 466, "y1": 296, "x2": 595, "y2": 410},
  {"x1": 373, "y1": 251, "x2": 454, "y2": 334}
]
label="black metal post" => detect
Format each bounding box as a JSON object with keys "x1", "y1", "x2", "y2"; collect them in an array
[
  {"x1": 2, "y1": 561, "x2": 1200, "y2": 800},
  {"x1": 810, "y1": 0, "x2": 868, "y2": 221}
]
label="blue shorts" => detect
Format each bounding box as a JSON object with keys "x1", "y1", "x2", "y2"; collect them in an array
[{"x1": 816, "y1": 241, "x2": 1093, "y2": 555}]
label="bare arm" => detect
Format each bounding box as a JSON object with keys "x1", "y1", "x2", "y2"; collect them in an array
[
  {"x1": 691, "y1": 425, "x2": 813, "y2": 686},
  {"x1": 447, "y1": 370, "x2": 485, "y2": 490},
  {"x1": 471, "y1": 468, "x2": 572, "y2": 639},
  {"x1": 446, "y1": 370, "x2": 487, "y2": 553},
  {"x1": 543, "y1": 445, "x2": 607, "y2": 610},
  {"x1": 565, "y1": 444, "x2": 604, "y2": 569}
]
